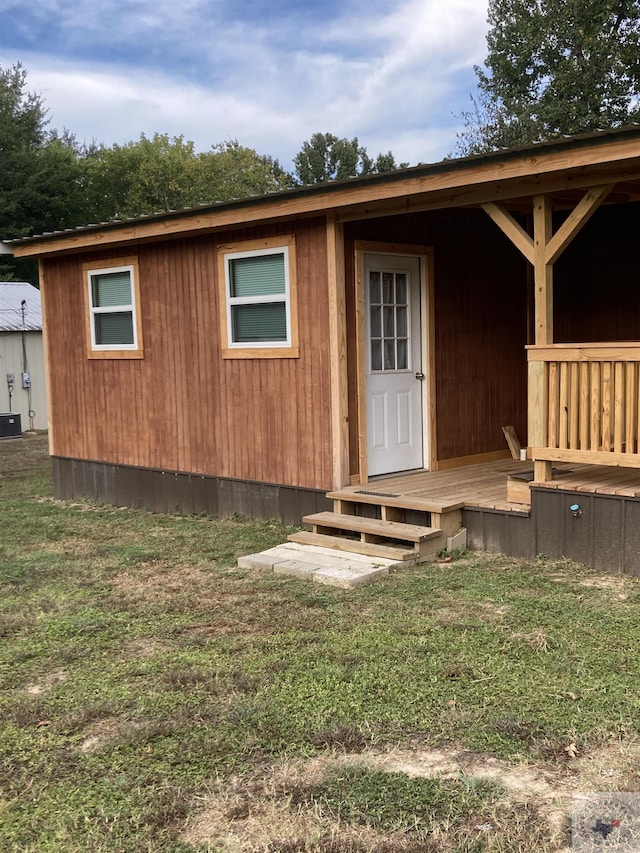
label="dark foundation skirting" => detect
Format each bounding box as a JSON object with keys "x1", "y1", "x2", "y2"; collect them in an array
[
  {"x1": 52, "y1": 457, "x2": 331, "y2": 525},
  {"x1": 464, "y1": 488, "x2": 640, "y2": 576}
]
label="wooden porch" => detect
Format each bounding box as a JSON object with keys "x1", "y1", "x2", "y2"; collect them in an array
[
  {"x1": 290, "y1": 458, "x2": 640, "y2": 565},
  {"x1": 335, "y1": 458, "x2": 640, "y2": 513}
]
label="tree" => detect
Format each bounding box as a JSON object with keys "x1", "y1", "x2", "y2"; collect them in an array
[
  {"x1": 0, "y1": 64, "x2": 85, "y2": 280},
  {"x1": 196, "y1": 141, "x2": 293, "y2": 201},
  {"x1": 456, "y1": 0, "x2": 640, "y2": 154},
  {"x1": 78, "y1": 136, "x2": 293, "y2": 221},
  {"x1": 0, "y1": 63, "x2": 49, "y2": 241},
  {"x1": 293, "y1": 132, "x2": 407, "y2": 184},
  {"x1": 80, "y1": 134, "x2": 203, "y2": 219}
]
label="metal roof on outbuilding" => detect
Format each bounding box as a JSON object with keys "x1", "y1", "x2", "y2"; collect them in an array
[{"x1": 0, "y1": 282, "x2": 42, "y2": 332}]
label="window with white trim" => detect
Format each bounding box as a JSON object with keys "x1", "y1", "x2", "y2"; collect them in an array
[
  {"x1": 84, "y1": 260, "x2": 143, "y2": 357},
  {"x1": 226, "y1": 247, "x2": 290, "y2": 345},
  {"x1": 219, "y1": 237, "x2": 298, "y2": 358}
]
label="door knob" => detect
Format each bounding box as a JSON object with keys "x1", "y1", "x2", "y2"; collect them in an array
[{"x1": 415, "y1": 372, "x2": 425, "y2": 380}]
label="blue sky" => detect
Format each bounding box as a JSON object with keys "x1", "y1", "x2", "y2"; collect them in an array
[{"x1": 0, "y1": 0, "x2": 490, "y2": 169}]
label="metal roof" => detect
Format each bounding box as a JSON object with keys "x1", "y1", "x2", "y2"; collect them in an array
[
  {"x1": 5, "y1": 122, "x2": 640, "y2": 249},
  {"x1": 0, "y1": 282, "x2": 42, "y2": 332}
]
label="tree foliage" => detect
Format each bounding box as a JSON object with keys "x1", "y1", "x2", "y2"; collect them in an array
[
  {"x1": 0, "y1": 63, "x2": 49, "y2": 240},
  {"x1": 457, "y1": 0, "x2": 640, "y2": 154},
  {"x1": 81, "y1": 136, "x2": 293, "y2": 221},
  {"x1": 0, "y1": 63, "x2": 407, "y2": 283},
  {"x1": 293, "y1": 132, "x2": 407, "y2": 185},
  {"x1": 0, "y1": 65, "x2": 88, "y2": 279}
]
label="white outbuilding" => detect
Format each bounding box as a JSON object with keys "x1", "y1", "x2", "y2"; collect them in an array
[{"x1": 0, "y1": 281, "x2": 47, "y2": 433}]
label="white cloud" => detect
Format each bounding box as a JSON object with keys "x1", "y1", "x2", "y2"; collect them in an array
[{"x1": 0, "y1": 0, "x2": 489, "y2": 168}]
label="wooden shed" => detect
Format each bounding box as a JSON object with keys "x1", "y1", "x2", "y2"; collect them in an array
[{"x1": 7, "y1": 126, "x2": 640, "y2": 573}]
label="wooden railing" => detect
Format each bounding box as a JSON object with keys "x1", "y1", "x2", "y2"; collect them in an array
[{"x1": 527, "y1": 343, "x2": 640, "y2": 468}]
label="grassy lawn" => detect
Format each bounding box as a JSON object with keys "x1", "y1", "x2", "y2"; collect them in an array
[{"x1": 1, "y1": 434, "x2": 639, "y2": 851}]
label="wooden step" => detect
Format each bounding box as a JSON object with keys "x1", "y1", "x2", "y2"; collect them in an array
[
  {"x1": 326, "y1": 489, "x2": 464, "y2": 514},
  {"x1": 302, "y1": 511, "x2": 441, "y2": 543},
  {"x1": 288, "y1": 531, "x2": 418, "y2": 562}
]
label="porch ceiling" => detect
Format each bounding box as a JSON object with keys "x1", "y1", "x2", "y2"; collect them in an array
[{"x1": 486, "y1": 181, "x2": 640, "y2": 215}]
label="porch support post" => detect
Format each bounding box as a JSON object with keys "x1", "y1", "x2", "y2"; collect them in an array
[
  {"x1": 532, "y1": 194, "x2": 554, "y2": 482},
  {"x1": 484, "y1": 185, "x2": 615, "y2": 485},
  {"x1": 326, "y1": 215, "x2": 350, "y2": 489}
]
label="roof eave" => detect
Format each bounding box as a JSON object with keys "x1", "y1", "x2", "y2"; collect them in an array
[{"x1": 9, "y1": 124, "x2": 640, "y2": 259}]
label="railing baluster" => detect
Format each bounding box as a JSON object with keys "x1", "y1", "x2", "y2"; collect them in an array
[
  {"x1": 569, "y1": 362, "x2": 579, "y2": 449},
  {"x1": 559, "y1": 362, "x2": 569, "y2": 448},
  {"x1": 614, "y1": 362, "x2": 624, "y2": 453},
  {"x1": 590, "y1": 361, "x2": 601, "y2": 452},
  {"x1": 548, "y1": 362, "x2": 559, "y2": 448},
  {"x1": 625, "y1": 362, "x2": 635, "y2": 453},
  {"x1": 579, "y1": 361, "x2": 589, "y2": 451},
  {"x1": 601, "y1": 362, "x2": 612, "y2": 451}
]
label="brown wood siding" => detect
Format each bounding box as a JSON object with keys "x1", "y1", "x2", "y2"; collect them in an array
[
  {"x1": 555, "y1": 202, "x2": 640, "y2": 343},
  {"x1": 345, "y1": 209, "x2": 529, "y2": 470},
  {"x1": 43, "y1": 219, "x2": 334, "y2": 491}
]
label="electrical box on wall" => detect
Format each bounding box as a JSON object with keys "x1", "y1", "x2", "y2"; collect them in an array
[
  {"x1": 22, "y1": 372, "x2": 31, "y2": 388},
  {"x1": 0, "y1": 413, "x2": 21, "y2": 438}
]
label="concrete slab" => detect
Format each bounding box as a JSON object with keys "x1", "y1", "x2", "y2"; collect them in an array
[
  {"x1": 237, "y1": 542, "x2": 402, "y2": 588},
  {"x1": 279, "y1": 541, "x2": 397, "y2": 566},
  {"x1": 267, "y1": 542, "x2": 395, "y2": 572},
  {"x1": 237, "y1": 550, "x2": 286, "y2": 571},
  {"x1": 313, "y1": 564, "x2": 390, "y2": 589},
  {"x1": 272, "y1": 559, "x2": 322, "y2": 579}
]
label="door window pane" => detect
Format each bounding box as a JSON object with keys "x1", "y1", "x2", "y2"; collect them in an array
[
  {"x1": 382, "y1": 272, "x2": 394, "y2": 304},
  {"x1": 396, "y1": 306, "x2": 407, "y2": 337},
  {"x1": 397, "y1": 338, "x2": 408, "y2": 370},
  {"x1": 384, "y1": 339, "x2": 395, "y2": 370},
  {"x1": 383, "y1": 306, "x2": 394, "y2": 337},
  {"x1": 369, "y1": 271, "x2": 381, "y2": 304},
  {"x1": 369, "y1": 268, "x2": 413, "y2": 373},
  {"x1": 371, "y1": 340, "x2": 382, "y2": 371},
  {"x1": 370, "y1": 305, "x2": 381, "y2": 338}
]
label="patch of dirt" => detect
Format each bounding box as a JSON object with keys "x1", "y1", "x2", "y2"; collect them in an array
[
  {"x1": 572, "y1": 740, "x2": 640, "y2": 790},
  {"x1": 182, "y1": 738, "x2": 640, "y2": 852},
  {"x1": 508, "y1": 628, "x2": 550, "y2": 651},
  {"x1": 356, "y1": 745, "x2": 573, "y2": 839},
  {"x1": 119, "y1": 637, "x2": 172, "y2": 659},
  {"x1": 77, "y1": 716, "x2": 149, "y2": 754},
  {"x1": 549, "y1": 569, "x2": 638, "y2": 600},
  {"x1": 78, "y1": 717, "x2": 123, "y2": 753},
  {"x1": 182, "y1": 759, "x2": 430, "y2": 853},
  {"x1": 23, "y1": 668, "x2": 67, "y2": 695},
  {"x1": 432, "y1": 599, "x2": 509, "y2": 628},
  {"x1": 110, "y1": 563, "x2": 212, "y2": 602}
]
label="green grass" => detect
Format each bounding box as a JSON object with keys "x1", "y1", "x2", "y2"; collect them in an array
[
  {"x1": 303, "y1": 768, "x2": 503, "y2": 836},
  {"x1": 0, "y1": 434, "x2": 639, "y2": 851}
]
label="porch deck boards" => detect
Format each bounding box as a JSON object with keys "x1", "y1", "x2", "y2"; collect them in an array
[
  {"x1": 537, "y1": 464, "x2": 640, "y2": 497},
  {"x1": 341, "y1": 458, "x2": 640, "y2": 513},
  {"x1": 341, "y1": 459, "x2": 529, "y2": 513}
]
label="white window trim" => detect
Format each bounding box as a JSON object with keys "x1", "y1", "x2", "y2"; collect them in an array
[
  {"x1": 83, "y1": 257, "x2": 144, "y2": 359},
  {"x1": 224, "y1": 245, "x2": 292, "y2": 350}
]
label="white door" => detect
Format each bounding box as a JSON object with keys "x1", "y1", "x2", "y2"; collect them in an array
[{"x1": 365, "y1": 254, "x2": 424, "y2": 477}]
